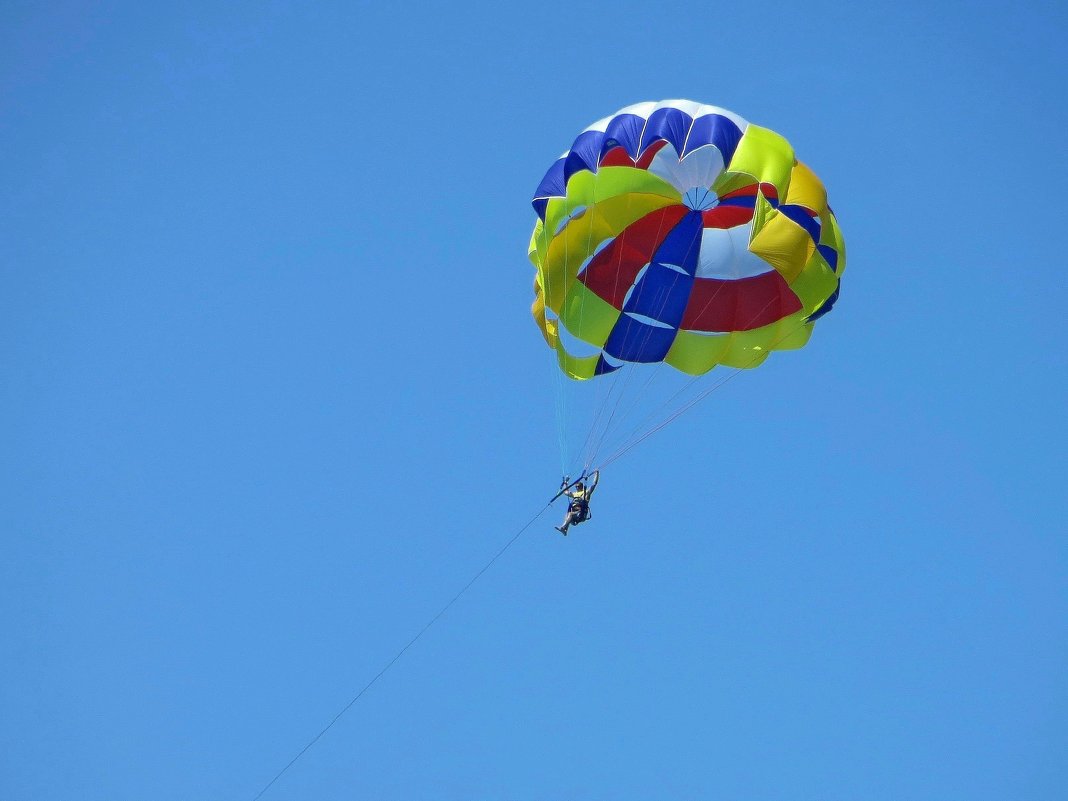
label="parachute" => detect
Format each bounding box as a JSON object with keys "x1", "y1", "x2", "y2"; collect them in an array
[{"x1": 528, "y1": 100, "x2": 846, "y2": 473}]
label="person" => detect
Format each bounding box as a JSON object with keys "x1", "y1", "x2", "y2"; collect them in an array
[{"x1": 556, "y1": 471, "x2": 600, "y2": 535}]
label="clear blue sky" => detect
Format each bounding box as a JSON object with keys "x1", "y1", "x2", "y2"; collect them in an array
[{"x1": 3, "y1": 2, "x2": 1066, "y2": 799}]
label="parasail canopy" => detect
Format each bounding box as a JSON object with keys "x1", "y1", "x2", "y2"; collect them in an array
[{"x1": 528, "y1": 100, "x2": 845, "y2": 381}]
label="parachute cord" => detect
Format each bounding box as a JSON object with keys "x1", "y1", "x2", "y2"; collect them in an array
[
  {"x1": 580, "y1": 181, "x2": 659, "y2": 471},
  {"x1": 577, "y1": 366, "x2": 623, "y2": 471},
  {"x1": 249, "y1": 502, "x2": 554, "y2": 801},
  {"x1": 572, "y1": 160, "x2": 607, "y2": 474},
  {"x1": 589, "y1": 174, "x2": 780, "y2": 466},
  {"x1": 575, "y1": 198, "x2": 675, "y2": 470},
  {"x1": 593, "y1": 366, "x2": 745, "y2": 471},
  {"x1": 584, "y1": 357, "x2": 662, "y2": 472},
  {"x1": 586, "y1": 178, "x2": 645, "y2": 467},
  {"x1": 584, "y1": 224, "x2": 698, "y2": 470},
  {"x1": 594, "y1": 369, "x2": 718, "y2": 466},
  {"x1": 588, "y1": 273, "x2": 735, "y2": 468},
  {"x1": 550, "y1": 355, "x2": 568, "y2": 474},
  {"x1": 590, "y1": 276, "x2": 789, "y2": 467},
  {"x1": 579, "y1": 221, "x2": 675, "y2": 469},
  {"x1": 592, "y1": 311, "x2": 813, "y2": 472},
  {"x1": 539, "y1": 193, "x2": 570, "y2": 472}
]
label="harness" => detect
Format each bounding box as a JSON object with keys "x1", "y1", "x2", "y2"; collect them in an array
[
  {"x1": 554, "y1": 473, "x2": 598, "y2": 525},
  {"x1": 569, "y1": 494, "x2": 591, "y2": 522}
]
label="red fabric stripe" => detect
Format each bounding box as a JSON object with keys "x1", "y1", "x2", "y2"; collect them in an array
[
  {"x1": 711, "y1": 184, "x2": 779, "y2": 203},
  {"x1": 635, "y1": 139, "x2": 668, "y2": 169},
  {"x1": 598, "y1": 146, "x2": 634, "y2": 168},
  {"x1": 579, "y1": 205, "x2": 689, "y2": 309},
  {"x1": 681, "y1": 271, "x2": 802, "y2": 332},
  {"x1": 718, "y1": 184, "x2": 759, "y2": 200},
  {"x1": 701, "y1": 206, "x2": 753, "y2": 229}
]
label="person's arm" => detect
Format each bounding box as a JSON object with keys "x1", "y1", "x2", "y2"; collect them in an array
[{"x1": 587, "y1": 471, "x2": 600, "y2": 497}]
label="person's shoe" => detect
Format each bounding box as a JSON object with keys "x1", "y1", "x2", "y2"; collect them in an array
[{"x1": 555, "y1": 526, "x2": 568, "y2": 535}]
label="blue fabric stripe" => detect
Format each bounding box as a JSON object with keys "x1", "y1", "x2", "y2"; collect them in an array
[
  {"x1": 594, "y1": 355, "x2": 622, "y2": 376},
  {"x1": 622, "y1": 262, "x2": 693, "y2": 326},
  {"x1": 717, "y1": 195, "x2": 757, "y2": 209},
  {"x1": 639, "y1": 107, "x2": 693, "y2": 156},
  {"x1": 684, "y1": 114, "x2": 743, "y2": 162},
  {"x1": 817, "y1": 243, "x2": 839, "y2": 272},
  {"x1": 603, "y1": 314, "x2": 678, "y2": 363},
  {"x1": 600, "y1": 113, "x2": 646, "y2": 160},
  {"x1": 564, "y1": 129, "x2": 606, "y2": 184},
  {"x1": 647, "y1": 209, "x2": 702, "y2": 274},
  {"x1": 532, "y1": 158, "x2": 567, "y2": 219},
  {"x1": 621, "y1": 210, "x2": 702, "y2": 330},
  {"x1": 778, "y1": 204, "x2": 822, "y2": 242},
  {"x1": 806, "y1": 281, "x2": 840, "y2": 322}
]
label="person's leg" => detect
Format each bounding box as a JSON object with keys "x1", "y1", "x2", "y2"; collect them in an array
[{"x1": 556, "y1": 509, "x2": 575, "y2": 535}]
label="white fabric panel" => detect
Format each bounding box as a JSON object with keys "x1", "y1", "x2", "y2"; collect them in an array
[
  {"x1": 653, "y1": 98, "x2": 704, "y2": 117},
  {"x1": 646, "y1": 142, "x2": 725, "y2": 196},
  {"x1": 696, "y1": 223, "x2": 774, "y2": 280},
  {"x1": 613, "y1": 101, "x2": 658, "y2": 118}
]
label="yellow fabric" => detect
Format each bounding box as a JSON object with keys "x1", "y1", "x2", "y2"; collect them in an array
[
  {"x1": 560, "y1": 282, "x2": 620, "y2": 350},
  {"x1": 529, "y1": 169, "x2": 682, "y2": 380},
  {"x1": 664, "y1": 331, "x2": 732, "y2": 375},
  {"x1": 555, "y1": 347, "x2": 600, "y2": 380},
  {"x1": 536, "y1": 191, "x2": 679, "y2": 314},
  {"x1": 718, "y1": 334, "x2": 772, "y2": 369},
  {"x1": 789, "y1": 250, "x2": 839, "y2": 316},
  {"x1": 533, "y1": 279, "x2": 607, "y2": 379},
  {"x1": 712, "y1": 170, "x2": 763, "y2": 196},
  {"x1": 665, "y1": 311, "x2": 813, "y2": 374},
  {"x1": 531, "y1": 286, "x2": 558, "y2": 348},
  {"x1": 727, "y1": 124, "x2": 795, "y2": 195},
  {"x1": 749, "y1": 206, "x2": 816, "y2": 282},
  {"x1": 819, "y1": 209, "x2": 847, "y2": 276},
  {"x1": 538, "y1": 167, "x2": 679, "y2": 260},
  {"x1": 784, "y1": 161, "x2": 827, "y2": 210},
  {"x1": 527, "y1": 219, "x2": 544, "y2": 266},
  {"x1": 771, "y1": 313, "x2": 815, "y2": 350}
]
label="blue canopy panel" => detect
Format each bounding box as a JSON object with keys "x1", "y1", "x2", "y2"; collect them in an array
[
  {"x1": 532, "y1": 158, "x2": 566, "y2": 220},
  {"x1": 532, "y1": 109, "x2": 745, "y2": 221},
  {"x1": 638, "y1": 107, "x2": 693, "y2": 158},
  {"x1": 778, "y1": 204, "x2": 822, "y2": 243},
  {"x1": 563, "y1": 129, "x2": 607, "y2": 184},
  {"x1": 599, "y1": 113, "x2": 646, "y2": 161},
  {"x1": 621, "y1": 210, "x2": 702, "y2": 327},
  {"x1": 817, "y1": 243, "x2": 839, "y2": 273},
  {"x1": 717, "y1": 194, "x2": 757, "y2": 209},
  {"x1": 602, "y1": 314, "x2": 679, "y2": 363},
  {"x1": 684, "y1": 114, "x2": 743, "y2": 163},
  {"x1": 623, "y1": 261, "x2": 693, "y2": 327},
  {"x1": 593, "y1": 354, "x2": 622, "y2": 376}
]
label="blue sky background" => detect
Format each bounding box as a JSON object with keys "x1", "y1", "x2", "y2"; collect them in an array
[{"x1": 2, "y1": 2, "x2": 1066, "y2": 799}]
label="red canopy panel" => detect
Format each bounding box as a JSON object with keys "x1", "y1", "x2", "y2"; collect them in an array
[
  {"x1": 579, "y1": 205, "x2": 689, "y2": 308},
  {"x1": 682, "y1": 270, "x2": 802, "y2": 332}
]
